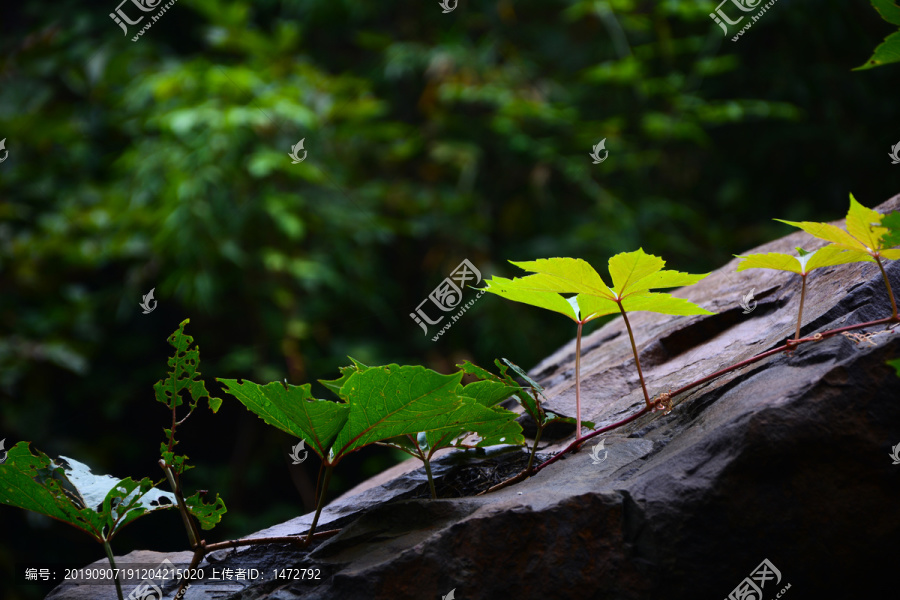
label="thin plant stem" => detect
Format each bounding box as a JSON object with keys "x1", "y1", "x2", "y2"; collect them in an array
[
  {"x1": 526, "y1": 424, "x2": 543, "y2": 473},
  {"x1": 618, "y1": 302, "x2": 651, "y2": 407},
  {"x1": 422, "y1": 455, "x2": 437, "y2": 499},
  {"x1": 103, "y1": 539, "x2": 124, "y2": 600},
  {"x1": 160, "y1": 460, "x2": 200, "y2": 549},
  {"x1": 304, "y1": 464, "x2": 334, "y2": 546},
  {"x1": 875, "y1": 255, "x2": 898, "y2": 319},
  {"x1": 575, "y1": 320, "x2": 584, "y2": 438},
  {"x1": 795, "y1": 274, "x2": 807, "y2": 340},
  {"x1": 528, "y1": 315, "x2": 899, "y2": 479}
]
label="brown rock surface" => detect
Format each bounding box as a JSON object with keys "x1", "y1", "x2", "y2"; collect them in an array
[{"x1": 48, "y1": 196, "x2": 900, "y2": 600}]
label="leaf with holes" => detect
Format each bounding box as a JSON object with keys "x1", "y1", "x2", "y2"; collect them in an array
[{"x1": 0, "y1": 442, "x2": 175, "y2": 543}]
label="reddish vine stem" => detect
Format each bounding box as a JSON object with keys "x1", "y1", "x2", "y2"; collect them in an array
[
  {"x1": 575, "y1": 320, "x2": 584, "y2": 437},
  {"x1": 875, "y1": 255, "x2": 898, "y2": 319},
  {"x1": 618, "y1": 301, "x2": 652, "y2": 408},
  {"x1": 530, "y1": 314, "x2": 899, "y2": 477},
  {"x1": 795, "y1": 274, "x2": 807, "y2": 341}
]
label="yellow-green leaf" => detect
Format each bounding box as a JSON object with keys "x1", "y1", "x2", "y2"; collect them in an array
[
  {"x1": 621, "y1": 293, "x2": 715, "y2": 316},
  {"x1": 482, "y1": 275, "x2": 580, "y2": 320},
  {"x1": 775, "y1": 195, "x2": 896, "y2": 258},
  {"x1": 846, "y1": 193, "x2": 888, "y2": 251},
  {"x1": 736, "y1": 246, "x2": 867, "y2": 275},
  {"x1": 607, "y1": 248, "x2": 665, "y2": 298}
]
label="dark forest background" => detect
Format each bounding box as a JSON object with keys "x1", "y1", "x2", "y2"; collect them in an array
[{"x1": 1, "y1": 0, "x2": 898, "y2": 598}]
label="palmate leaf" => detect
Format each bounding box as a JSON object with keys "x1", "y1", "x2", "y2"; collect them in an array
[
  {"x1": 775, "y1": 194, "x2": 900, "y2": 260},
  {"x1": 216, "y1": 379, "x2": 349, "y2": 460},
  {"x1": 330, "y1": 364, "x2": 476, "y2": 458},
  {"x1": 424, "y1": 378, "x2": 524, "y2": 450},
  {"x1": 736, "y1": 246, "x2": 862, "y2": 275},
  {"x1": 483, "y1": 250, "x2": 712, "y2": 321},
  {"x1": 184, "y1": 491, "x2": 227, "y2": 530},
  {"x1": 855, "y1": 1, "x2": 900, "y2": 70},
  {"x1": 317, "y1": 357, "x2": 370, "y2": 396},
  {"x1": 459, "y1": 359, "x2": 542, "y2": 422},
  {"x1": 154, "y1": 319, "x2": 223, "y2": 414},
  {"x1": 0, "y1": 443, "x2": 175, "y2": 543}
]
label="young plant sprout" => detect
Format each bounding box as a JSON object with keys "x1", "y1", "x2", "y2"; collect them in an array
[
  {"x1": 460, "y1": 358, "x2": 594, "y2": 488},
  {"x1": 377, "y1": 365, "x2": 524, "y2": 499},
  {"x1": 775, "y1": 194, "x2": 900, "y2": 320},
  {"x1": 735, "y1": 246, "x2": 859, "y2": 340},
  {"x1": 481, "y1": 250, "x2": 712, "y2": 439}
]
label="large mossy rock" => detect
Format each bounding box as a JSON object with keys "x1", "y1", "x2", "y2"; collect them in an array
[{"x1": 49, "y1": 196, "x2": 900, "y2": 600}]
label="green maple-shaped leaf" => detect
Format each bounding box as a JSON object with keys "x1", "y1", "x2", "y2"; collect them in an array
[
  {"x1": 154, "y1": 319, "x2": 223, "y2": 414},
  {"x1": 329, "y1": 364, "x2": 475, "y2": 458},
  {"x1": 774, "y1": 194, "x2": 900, "y2": 261},
  {"x1": 216, "y1": 378, "x2": 349, "y2": 460},
  {"x1": 854, "y1": 1, "x2": 900, "y2": 70},
  {"x1": 423, "y1": 378, "x2": 524, "y2": 449},
  {"x1": 0, "y1": 443, "x2": 175, "y2": 543},
  {"x1": 482, "y1": 250, "x2": 713, "y2": 322},
  {"x1": 318, "y1": 357, "x2": 369, "y2": 396},
  {"x1": 183, "y1": 491, "x2": 227, "y2": 530},
  {"x1": 735, "y1": 245, "x2": 861, "y2": 275}
]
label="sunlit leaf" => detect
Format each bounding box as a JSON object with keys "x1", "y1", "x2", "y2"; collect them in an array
[{"x1": 736, "y1": 246, "x2": 865, "y2": 275}]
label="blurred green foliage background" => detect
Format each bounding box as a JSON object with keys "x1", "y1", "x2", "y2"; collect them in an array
[{"x1": 1, "y1": 0, "x2": 898, "y2": 597}]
